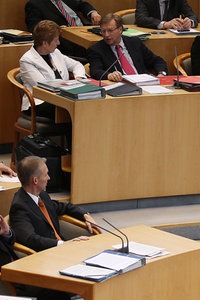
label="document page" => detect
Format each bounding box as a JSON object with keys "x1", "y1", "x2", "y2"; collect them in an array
[
  {"x1": 84, "y1": 251, "x2": 140, "y2": 271},
  {"x1": 142, "y1": 85, "x2": 173, "y2": 94},
  {"x1": 0, "y1": 174, "x2": 20, "y2": 183},
  {"x1": 113, "y1": 241, "x2": 165, "y2": 257}
]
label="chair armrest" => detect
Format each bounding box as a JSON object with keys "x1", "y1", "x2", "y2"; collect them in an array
[
  {"x1": 13, "y1": 242, "x2": 36, "y2": 255},
  {"x1": 59, "y1": 215, "x2": 100, "y2": 235}
]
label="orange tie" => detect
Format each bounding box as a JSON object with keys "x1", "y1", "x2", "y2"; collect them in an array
[{"x1": 38, "y1": 198, "x2": 61, "y2": 240}]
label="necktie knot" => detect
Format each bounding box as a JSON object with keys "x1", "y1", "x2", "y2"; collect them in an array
[
  {"x1": 38, "y1": 198, "x2": 44, "y2": 207},
  {"x1": 115, "y1": 44, "x2": 120, "y2": 51}
]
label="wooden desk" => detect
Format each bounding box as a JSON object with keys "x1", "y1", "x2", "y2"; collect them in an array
[
  {"x1": 2, "y1": 225, "x2": 200, "y2": 300},
  {"x1": 33, "y1": 87, "x2": 200, "y2": 205},
  {"x1": 0, "y1": 43, "x2": 32, "y2": 145},
  {"x1": 60, "y1": 24, "x2": 200, "y2": 74},
  {"x1": 0, "y1": 181, "x2": 20, "y2": 216}
]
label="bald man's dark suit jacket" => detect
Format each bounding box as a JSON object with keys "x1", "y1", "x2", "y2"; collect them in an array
[
  {"x1": 87, "y1": 36, "x2": 168, "y2": 80},
  {"x1": 25, "y1": 0, "x2": 96, "y2": 32},
  {"x1": 9, "y1": 188, "x2": 87, "y2": 252},
  {"x1": 135, "y1": 0, "x2": 198, "y2": 29}
]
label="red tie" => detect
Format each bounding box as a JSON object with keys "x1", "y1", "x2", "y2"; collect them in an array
[
  {"x1": 38, "y1": 198, "x2": 61, "y2": 240},
  {"x1": 56, "y1": 0, "x2": 76, "y2": 26},
  {"x1": 115, "y1": 45, "x2": 136, "y2": 75}
]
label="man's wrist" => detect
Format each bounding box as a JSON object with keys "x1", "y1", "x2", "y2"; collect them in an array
[
  {"x1": 158, "y1": 71, "x2": 167, "y2": 76},
  {"x1": 190, "y1": 19, "x2": 194, "y2": 28},
  {"x1": 158, "y1": 21, "x2": 166, "y2": 29}
]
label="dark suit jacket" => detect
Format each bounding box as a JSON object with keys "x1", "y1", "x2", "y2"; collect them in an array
[
  {"x1": 87, "y1": 36, "x2": 168, "y2": 80},
  {"x1": 25, "y1": 0, "x2": 96, "y2": 32},
  {"x1": 9, "y1": 188, "x2": 87, "y2": 252},
  {"x1": 191, "y1": 36, "x2": 200, "y2": 75},
  {"x1": 135, "y1": 0, "x2": 198, "y2": 29},
  {"x1": 0, "y1": 230, "x2": 18, "y2": 269}
]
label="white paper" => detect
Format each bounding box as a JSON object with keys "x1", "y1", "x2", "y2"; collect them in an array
[
  {"x1": 142, "y1": 85, "x2": 173, "y2": 94},
  {"x1": 168, "y1": 28, "x2": 200, "y2": 34},
  {"x1": 0, "y1": 29, "x2": 24, "y2": 35},
  {"x1": 123, "y1": 74, "x2": 160, "y2": 86},
  {"x1": 61, "y1": 263, "x2": 116, "y2": 279},
  {"x1": 85, "y1": 252, "x2": 139, "y2": 271},
  {"x1": 0, "y1": 174, "x2": 20, "y2": 183},
  {"x1": 0, "y1": 296, "x2": 32, "y2": 300},
  {"x1": 113, "y1": 241, "x2": 165, "y2": 257},
  {"x1": 103, "y1": 82, "x2": 125, "y2": 91}
]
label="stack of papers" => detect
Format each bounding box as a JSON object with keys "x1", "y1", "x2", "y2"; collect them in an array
[
  {"x1": 37, "y1": 79, "x2": 81, "y2": 92},
  {"x1": 168, "y1": 28, "x2": 200, "y2": 35},
  {"x1": 113, "y1": 241, "x2": 169, "y2": 259},
  {"x1": 123, "y1": 74, "x2": 160, "y2": 86},
  {"x1": 142, "y1": 85, "x2": 173, "y2": 94}
]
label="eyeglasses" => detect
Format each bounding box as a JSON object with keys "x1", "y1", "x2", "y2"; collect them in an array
[{"x1": 100, "y1": 27, "x2": 119, "y2": 34}]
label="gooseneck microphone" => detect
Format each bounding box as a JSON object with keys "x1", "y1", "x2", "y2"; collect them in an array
[
  {"x1": 99, "y1": 52, "x2": 124, "y2": 87},
  {"x1": 102, "y1": 218, "x2": 129, "y2": 254},
  {"x1": 87, "y1": 219, "x2": 129, "y2": 253}
]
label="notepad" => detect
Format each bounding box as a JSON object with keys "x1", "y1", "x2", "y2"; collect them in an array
[{"x1": 168, "y1": 28, "x2": 200, "y2": 35}]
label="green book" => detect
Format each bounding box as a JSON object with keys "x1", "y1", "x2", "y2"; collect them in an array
[
  {"x1": 122, "y1": 28, "x2": 150, "y2": 40},
  {"x1": 60, "y1": 83, "x2": 106, "y2": 100}
]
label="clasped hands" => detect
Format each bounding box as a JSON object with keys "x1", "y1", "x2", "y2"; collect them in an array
[{"x1": 164, "y1": 17, "x2": 191, "y2": 30}]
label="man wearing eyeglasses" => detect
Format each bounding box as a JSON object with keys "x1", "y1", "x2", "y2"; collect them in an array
[{"x1": 87, "y1": 13, "x2": 168, "y2": 81}]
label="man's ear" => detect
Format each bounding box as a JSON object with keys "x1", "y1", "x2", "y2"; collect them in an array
[
  {"x1": 119, "y1": 26, "x2": 123, "y2": 34},
  {"x1": 33, "y1": 176, "x2": 38, "y2": 185}
]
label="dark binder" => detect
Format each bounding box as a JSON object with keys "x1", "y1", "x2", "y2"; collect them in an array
[
  {"x1": 107, "y1": 83, "x2": 142, "y2": 97},
  {"x1": 174, "y1": 80, "x2": 200, "y2": 92}
]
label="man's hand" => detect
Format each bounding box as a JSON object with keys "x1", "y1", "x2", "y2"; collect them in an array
[
  {"x1": 182, "y1": 17, "x2": 192, "y2": 30},
  {"x1": 91, "y1": 11, "x2": 101, "y2": 25},
  {"x1": 107, "y1": 71, "x2": 123, "y2": 82},
  {"x1": 163, "y1": 18, "x2": 184, "y2": 30},
  {"x1": 0, "y1": 215, "x2": 10, "y2": 235},
  {"x1": 0, "y1": 162, "x2": 17, "y2": 177},
  {"x1": 84, "y1": 213, "x2": 101, "y2": 234}
]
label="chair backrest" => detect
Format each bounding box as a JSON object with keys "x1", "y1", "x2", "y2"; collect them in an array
[
  {"x1": 173, "y1": 52, "x2": 192, "y2": 76},
  {"x1": 84, "y1": 63, "x2": 90, "y2": 78},
  {"x1": 114, "y1": 9, "x2": 136, "y2": 25},
  {"x1": 7, "y1": 67, "x2": 37, "y2": 132}
]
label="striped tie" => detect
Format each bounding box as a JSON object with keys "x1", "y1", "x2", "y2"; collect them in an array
[{"x1": 56, "y1": 0, "x2": 76, "y2": 26}]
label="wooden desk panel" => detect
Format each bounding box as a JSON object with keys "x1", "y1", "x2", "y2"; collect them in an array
[
  {"x1": 0, "y1": 43, "x2": 32, "y2": 144},
  {"x1": 60, "y1": 25, "x2": 199, "y2": 74},
  {"x1": 2, "y1": 225, "x2": 200, "y2": 300},
  {"x1": 33, "y1": 87, "x2": 200, "y2": 204}
]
